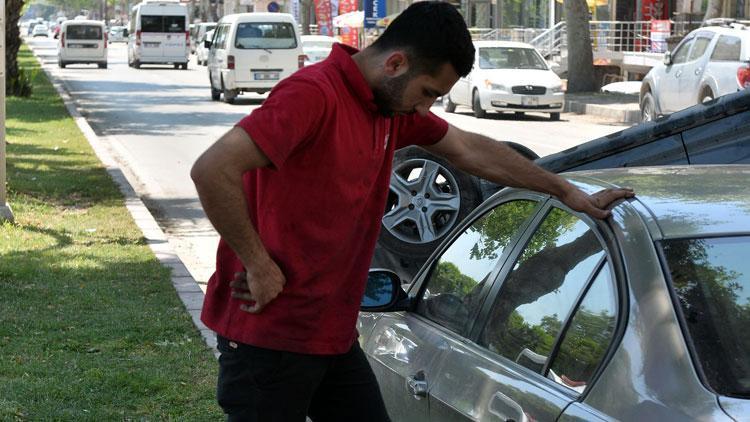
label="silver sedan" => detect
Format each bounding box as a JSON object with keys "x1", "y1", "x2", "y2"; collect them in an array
[{"x1": 360, "y1": 165, "x2": 750, "y2": 421}]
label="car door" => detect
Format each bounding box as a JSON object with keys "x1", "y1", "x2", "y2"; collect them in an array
[
  {"x1": 678, "y1": 31, "x2": 715, "y2": 110},
  {"x1": 363, "y1": 196, "x2": 543, "y2": 421},
  {"x1": 208, "y1": 24, "x2": 228, "y2": 88},
  {"x1": 428, "y1": 202, "x2": 620, "y2": 421},
  {"x1": 450, "y1": 51, "x2": 476, "y2": 106},
  {"x1": 658, "y1": 36, "x2": 694, "y2": 113}
]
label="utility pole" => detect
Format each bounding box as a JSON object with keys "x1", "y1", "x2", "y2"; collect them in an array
[{"x1": 0, "y1": 0, "x2": 15, "y2": 223}]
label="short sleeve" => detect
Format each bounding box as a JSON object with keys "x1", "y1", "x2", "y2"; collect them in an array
[
  {"x1": 235, "y1": 78, "x2": 326, "y2": 169},
  {"x1": 395, "y1": 111, "x2": 449, "y2": 149}
]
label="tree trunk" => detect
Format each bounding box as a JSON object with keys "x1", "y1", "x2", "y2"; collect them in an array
[
  {"x1": 564, "y1": 0, "x2": 596, "y2": 92},
  {"x1": 5, "y1": 0, "x2": 24, "y2": 90},
  {"x1": 703, "y1": 0, "x2": 723, "y2": 21},
  {"x1": 300, "y1": 0, "x2": 312, "y2": 34}
]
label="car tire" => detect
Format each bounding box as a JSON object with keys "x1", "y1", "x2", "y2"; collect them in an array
[
  {"x1": 514, "y1": 111, "x2": 525, "y2": 119},
  {"x1": 98, "y1": 62, "x2": 107, "y2": 69},
  {"x1": 209, "y1": 73, "x2": 221, "y2": 101},
  {"x1": 222, "y1": 78, "x2": 237, "y2": 104},
  {"x1": 472, "y1": 90, "x2": 486, "y2": 119},
  {"x1": 182, "y1": 63, "x2": 188, "y2": 70},
  {"x1": 442, "y1": 95, "x2": 456, "y2": 113},
  {"x1": 134, "y1": 60, "x2": 141, "y2": 69},
  {"x1": 174, "y1": 63, "x2": 180, "y2": 69},
  {"x1": 378, "y1": 146, "x2": 482, "y2": 259},
  {"x1": 550, "y1": 112, "x2": 560, "y2": 121},
  {"x1": 640, "y1": 92, "x2": 656, "y2": 122},
  {"x1": 58, "y1": 60, "x2": 66, "y2": 69}
]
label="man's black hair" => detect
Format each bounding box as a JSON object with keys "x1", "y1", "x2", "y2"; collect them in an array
[{"x1": 370, "y1": 1, "x2": 474, "y2": 77}]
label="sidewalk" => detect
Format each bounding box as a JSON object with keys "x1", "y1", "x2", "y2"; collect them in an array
[{"x1": 564, "y1": 92, "x2": 641, "y2": 124}]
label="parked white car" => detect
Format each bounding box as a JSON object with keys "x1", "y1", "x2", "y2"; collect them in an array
[
  {"x1": 301, "y1": 34, "x2": 336, "y2": 66},
  {"x1": 443, "y1": 40, "x2": 565, "y2": 120},
  {"x1": 640, "y1": 22, "x2": 750, "y2": 121},
  {"x1": 195, "y1": 29, "x2": 214, "y2": 66}
]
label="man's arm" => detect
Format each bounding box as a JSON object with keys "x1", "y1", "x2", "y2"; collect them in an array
[
  {"x1": 424, "y1": 125, "x2": 634, "y2": 218},
  {"x1": 190, "y1": 126, "x2": 284, "y2": 313}
]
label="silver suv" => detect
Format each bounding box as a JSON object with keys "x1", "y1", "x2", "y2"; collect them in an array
[{"x1": 640, "y1": 22, "x2": 750, "y2": 121}]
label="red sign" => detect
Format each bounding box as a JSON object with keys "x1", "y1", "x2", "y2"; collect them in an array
[{"x1": 315, "y1": 0, "x2": 333, "y2": 36}]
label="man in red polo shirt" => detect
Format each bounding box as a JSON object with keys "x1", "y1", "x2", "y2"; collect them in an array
[{"x1": 191, "y1": 2, "x2": 633, "y2": 420}]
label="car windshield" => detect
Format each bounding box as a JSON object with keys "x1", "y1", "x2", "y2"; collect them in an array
[
  {"x1": 66, "y1": 25, "x2": 102, "y2": 40},
  {"x1": 478, "y1": 47, "x2": 548, "y2": 70},
  {"x1": 662, "y1": 236, "x2": 750, "y2": 397},
  {"x1": 234, "y1": 22, "x2": 297, "y2": 49}
]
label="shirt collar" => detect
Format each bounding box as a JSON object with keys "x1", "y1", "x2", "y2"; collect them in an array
[{"x1": 329, "y1": 43, "x2": 379, "y2": 113}]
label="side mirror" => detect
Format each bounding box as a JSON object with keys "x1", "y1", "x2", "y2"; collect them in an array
[
  {"x1": 663, "y1": 51, "x2": 672, "y2": 66},
  {"x1": 361, "y1": 269, "x2": 409, "y2": 312},
  {"x1": 204, "y1": 39, "x2": 212, "y2": 49}
]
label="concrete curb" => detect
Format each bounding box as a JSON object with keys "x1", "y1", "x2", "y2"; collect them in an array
[
  {"x1": 29, "y1": 45, "x2": 218, "y2": 357},
  {"x1": 565, "y1": 99, "x2": 641, "y2": 124}
]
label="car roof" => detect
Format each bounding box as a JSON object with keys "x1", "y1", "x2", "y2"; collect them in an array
[
  {"x1": 692, "y1": 24, "x2": 750, "y2": 38},
  {"x1": 473, "y1": 40, "x2": 536, "y2": 49},
  {"x1": 564, "y1": 165, "x2": 750, "y2": 239},
  {"x1": 62, "y1": 20, "x2": 104, "y2": 27},
  {"x1": 220, "y1": 12, "x2": 296, "y2": 24},
  {"x1": 301, "y1": 35, "x2": 337, "y2": 42}
]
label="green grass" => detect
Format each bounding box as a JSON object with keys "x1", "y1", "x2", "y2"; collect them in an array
[{"x1": 0, "y1": 45, "x2": 222, "y2": 420}]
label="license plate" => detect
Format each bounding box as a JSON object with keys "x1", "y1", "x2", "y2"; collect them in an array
[
  {"x1": 144, "y1": 42, "x2": 160, "y2": 47},
  {"x1": 522, "y1": 96, "x2": 539, "y2": 106},
  {"x1": 254, "y1": 72, "x2": 279, "y2": 81}
]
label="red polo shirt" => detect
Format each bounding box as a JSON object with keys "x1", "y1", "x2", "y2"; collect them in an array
[{"x1": 200, "y1": 44, "x2": 449, "y2": 355}]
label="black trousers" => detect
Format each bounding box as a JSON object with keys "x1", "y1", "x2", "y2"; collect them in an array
[{"x1": 216, "y1": 335, "x2": 391, "y2": 422}]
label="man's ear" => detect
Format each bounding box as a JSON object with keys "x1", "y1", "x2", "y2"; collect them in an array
[{"x1": 383, "y1": 51, "x2": 410, "y2": 77}]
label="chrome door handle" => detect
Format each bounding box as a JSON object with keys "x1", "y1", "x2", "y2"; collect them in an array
[{"x1": 406, "y1": 371, "x2": 428, "y2": 399}]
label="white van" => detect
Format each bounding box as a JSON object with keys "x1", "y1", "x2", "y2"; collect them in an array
[
  {"x1": 206, "y1": 13, "x2": 304, "y2": 103},
  {"x1": 57, "y1": 20, "x2": 108, "y2": 69},
  {"x1": 127, "y1": 0, "x2": 190, "y2": 69},
  {"x1": 190, "y1": 22, "x2": 216, "y2": 54}
]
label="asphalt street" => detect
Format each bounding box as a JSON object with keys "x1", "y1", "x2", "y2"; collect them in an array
[{"x1": 25, "y1": 35, "x2": 631, "y2": 287}]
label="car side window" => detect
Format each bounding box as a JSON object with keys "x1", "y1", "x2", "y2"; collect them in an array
[
  {"x1": 688, "y1": 36, "x2": 712, "y2": 61},
  {"x1": 671, "y1": 37, "x2": 694, "y2": 65},
  {"x1": 547, "y1": 264, "x2": 617, "y2": 394},
  {"x1": 214, "y1": 25, "x2": 228, "y2": 49},
  {"x1": 710, "y1": 35, "x2": 742, "y2": 61},
  {"x1": 416, "y1": 200, "x2": 539, "y2": 336},
  {"x1": 479, "y1": 207, "x2": 605, "y2": 374}
]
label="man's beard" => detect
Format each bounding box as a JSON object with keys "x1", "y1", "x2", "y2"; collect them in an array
[{"x1": 372, "y1": 72, "x2": 411, "y2": 117}]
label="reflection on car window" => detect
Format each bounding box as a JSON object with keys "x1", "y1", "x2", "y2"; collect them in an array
[
  {"x1": 478, "y1": 47, "x2": 548, "y2": 70},
  {"x1": 548, "y1": 264, "x2": 616, "y2": 394},
  {"x1": 663, "y1": 236, "x2": 750, "y2": 397},
  {"x1": 66, "y1": 25, "x2": 102, "y2": 40},
  {"x1": 479, "y1": 208, "x2": 604, "y2": 373},
  {"x1": 671, "y1": 38, "x2": 694, "y2": 64},
  {"x1": 711, "y1": 35, "x2": 742, "y2": 61},
  {"x1": 416, "y1": 200, "x2": 538, "y2": 336},
  {"x1": 688, "y1": 36, "x2": 712, "y2": 61}
]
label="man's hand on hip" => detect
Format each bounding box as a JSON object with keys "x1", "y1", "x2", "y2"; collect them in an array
[{"x1": 230, "y1": 258, "x2": 286, "y2": 313}]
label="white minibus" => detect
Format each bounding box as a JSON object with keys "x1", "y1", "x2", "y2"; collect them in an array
[{"x1": 127, "y1": 0, "x2": 190, "y2": 69}]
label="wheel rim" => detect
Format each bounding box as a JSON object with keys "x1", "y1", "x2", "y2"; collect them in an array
[{"x1": 383, "y1": 158, "x2": 461, "y2": 244}]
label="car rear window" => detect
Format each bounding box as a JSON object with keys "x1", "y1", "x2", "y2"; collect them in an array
[
  {"x1": 66, "y1": 25, "x2": 102, "y2": 40},
  {"x1": 662, "y1": 236, "x2": 750, "y2": 397},
  {"x1": 140, "y1": 15, "x2": 185, "y2": 33},
  {"x1": 234, "y1": 22, "x2": 297, "y2": 49}
]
